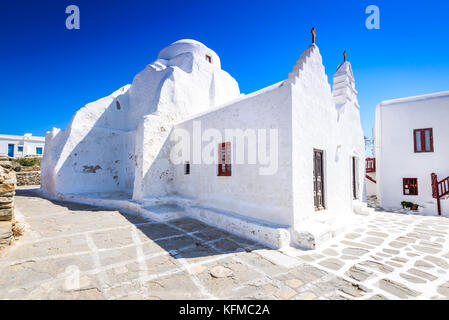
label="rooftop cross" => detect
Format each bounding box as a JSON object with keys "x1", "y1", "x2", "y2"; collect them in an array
[
  {"x1": 343, "y1": 50, "x2": 347, "y2": 62},
  {"x1": 311, "y1": 27, "x2": 316, "y2": 44}
]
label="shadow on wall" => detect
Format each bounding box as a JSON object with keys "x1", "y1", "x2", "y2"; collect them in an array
[
  {"x1": 46, "y1": 89, "x2": 137, "y2": 195},
  {"x1": 16, "y1": 188, "x2": 264, "y2": 259}
]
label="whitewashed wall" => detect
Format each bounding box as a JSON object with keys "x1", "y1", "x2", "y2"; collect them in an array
[
  {"x1": 375, "y1": 92, "x2": 449, "y2": 216},
  {"x1": 169, "y1": 81, "x2": 293, "y2": 227},
  {"x1": 366, "y1": 172, "x2": 377, "y2": 197}
]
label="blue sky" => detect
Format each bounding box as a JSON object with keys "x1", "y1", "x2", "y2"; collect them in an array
[{"x1": 1, "y1": 0, "x2": 448, "y2": 147}]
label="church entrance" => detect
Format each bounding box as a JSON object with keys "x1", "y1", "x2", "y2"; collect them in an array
[
  {"x1": 313, "y1": 149, "x2": 325, "y2": 211},
  {"x1": 352, "y1": 157, "x2": 359, "y2": 199}
]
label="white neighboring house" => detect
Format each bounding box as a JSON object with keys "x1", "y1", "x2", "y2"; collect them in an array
[
  {"x1": 41, "y1": 37, "x2": 367, "y2": 249},
  {"x1": 0, "y1": 133, "x2": 45, "y2": 158},
  {"x1": 373, "y1": 91, "x2": 449, "y2": 216}
]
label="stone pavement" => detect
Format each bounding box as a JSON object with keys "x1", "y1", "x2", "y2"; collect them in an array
[{"x1": 0, "y1": 188, "x2": 449, "y2": 300}]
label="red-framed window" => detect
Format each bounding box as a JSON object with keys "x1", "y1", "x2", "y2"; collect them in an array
[
  {"x1": 205, "y1": 54, "x2": 212, "y2": 63},
  {"x1": 218, "y1": 142, "x2": 231, "y2": 176},
  {"x1": 414, "y1": 128, "x2": 433, "y2": 153},
  {"x1": 403, "y1": 178, "x2": 418, "y2": 195}
]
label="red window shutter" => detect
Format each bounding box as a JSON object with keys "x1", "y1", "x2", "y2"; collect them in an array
[
  {"x1": 403, "y1": 178, "x2": 418, "y2": 195},
  {"x1": 414, "y1": 128, "x2": 434, "y2": 153},
  {"x1": 218, "y1": 142, "x2": 231, "y2": 176}
]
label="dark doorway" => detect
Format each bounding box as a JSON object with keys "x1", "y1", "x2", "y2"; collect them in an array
[
  {"x1": 313, "y1": 149, "x2": 325, "y2": 211},
  {"x1": 352, "y1": 157, "x2": 357, "y2": 199}
]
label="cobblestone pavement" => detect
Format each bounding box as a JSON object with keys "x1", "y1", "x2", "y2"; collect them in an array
[{"x1": 1, "y1": 188, "x2": 449, "y2": 300}]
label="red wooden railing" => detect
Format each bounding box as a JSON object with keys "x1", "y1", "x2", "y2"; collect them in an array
[
  {"x1": 366, "y1": 158, "x2": 376, "y2": 173},
  {"x1": 366, "y1": 175, "x2": 376, "y2": 184},
  {"x1": 431, "y1": 173, "x2": 449, "y2": 216}
]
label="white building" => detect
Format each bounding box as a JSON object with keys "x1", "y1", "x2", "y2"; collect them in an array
[
  {"x1": 41, "y1": 37, "x2": 367, "y2": 249},
  {"x1": 373, "y1": 91, "x2": 449, "y2": 216},
  {"x1": 0, "y1": 133, "x2": 45, "y2": 158}
]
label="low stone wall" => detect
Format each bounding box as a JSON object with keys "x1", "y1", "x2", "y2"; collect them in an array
[
  {"x1": 16, "y1": 171, "x2": 41, "y2": 186},
  {"x1": 13, "y1": 158, "x2": 41, "y2": 186},
  {"x1": 0, "y1": 156, "x2": 16, "y2": 249}
]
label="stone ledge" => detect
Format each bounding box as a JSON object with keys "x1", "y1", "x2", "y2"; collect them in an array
[
  {"x1": 0, "y1": 221, "x2": 13, "y2": 247},
  {"x1": 0, "y1": 208, "x2": 13, "y2": 221}
]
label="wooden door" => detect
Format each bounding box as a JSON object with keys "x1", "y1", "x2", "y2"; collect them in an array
[
  {"x1": 313, "y1": 149, "x2": 325, "y2": 211},
  {"x1": 352, "y1": 157, "x2": 357, "y2": 199}
]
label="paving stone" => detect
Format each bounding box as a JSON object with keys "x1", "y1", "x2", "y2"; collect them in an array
[
  {"x1": 346, "y1": 265, "x2": 374, "y2": 282},
  {"x1": 344, "y1": 233, "x2": 361, "y2": 240},
  {"x1": 318, "y1": 258, "x2": 345, "y2": 271},
  {"x1": 341, "y1": 240, "x2": 374, "y2": 250},
  {"x1": 420, "y1": 240, "x2": 443, "y2": 248},
  {"x1": 412, "y1": 245, "x2": 441, "y2": 254},
  {"x1": 288, "y1": 265, "x2": 327, "y2": 283},
  {"x1": 358, "y1": 260, "x2": 394, "y2": 274},
  {"x1": 342, "y1": 247, "x2": 369, "y2": 257},
  {"x1": 322, "y1": 248, "x2": 339, "y2": 257},
  {"x1": 210, "y1": 266, "x2": 233, "y2": 278},
  {"x1": 396, "y1": 236, "x2": 416, "y2": 244},
  {"x1": 407, "y1": 268, "x2": 437, "y2": 281},
  {"x1": 327, "y1": 278, "x2": 370, "y2": 298},
  {"x1": 400, "y1": 273, "x2": 426, "y2": 284},
  {"x1": 341, "y1": 255, "x2": 359, "y2": 260},
  {"x1": 285, "y1": 279, "x2": 304, "y2": 289},
  {"x1": 389, "y1": 241, "x2": 408, "y2": 249},
  {"x1": 437, "y1": 281, "x2": 449, "y2": 297},
  {"x1": 423, "y1": 256, "x2": 449, "y2": 269},
  {"x1": 366, "y1": 231, "x2": 389, "y2": 238},
  {"x1": 383, "y1": 248, "x2": 400, "y2": 255},
  {"x1": 255, "y1": 249, "x2": 302, "y2": 268},
  {"x1": 170, "y1": 218, "x2": 208, "y2": 233},
  {"x1": 391, "y1": 257, "x2": 408, "y2": 263},
  {"x1": 384, "y1": 260, "x2": 402, "y2": 268},
  {"x1": 406, "y1": 232, "x2": 431, "y2": 240},
  {"x1": 361, "y1": 237, "x2": 384, "y2": 246},
  {"x1": 276, "y1": 286, "x2": 298, "y2": 299},
  {"x1": 414, "y1": 260, "x2": 434, "y2": 269},
  {"x1": 378, "y1": 279, "x2": 420, "y2": 298},
  {"x1": 293, "y1": 291, "x2": 317, "y2": 300},
  {"x1": 406, "y1": 252, "x2": 420, "y2": 257}
]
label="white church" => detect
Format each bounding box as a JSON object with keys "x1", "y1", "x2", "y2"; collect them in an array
[{"x1": 41, "y1": 31, "x2": 367, "y2": 249}]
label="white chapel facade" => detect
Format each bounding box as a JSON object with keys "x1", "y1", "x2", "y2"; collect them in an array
[{"x1": 41, "y1": 33, "x2": 367, "y2": 249}]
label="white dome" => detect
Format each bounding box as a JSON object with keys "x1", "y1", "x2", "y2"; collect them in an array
[{"x1": 157, "y1": 39, "x2": 221, "y2": 68}]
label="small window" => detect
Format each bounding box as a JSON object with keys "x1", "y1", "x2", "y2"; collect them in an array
[
  {"x1": 18, "y1": 146, "x2": 23, "y2": 152},
  {"x1": 205, "y1": 54, "x2": 212, "y2": 63},
  {"x1": 218, "y1": 142, "x2": 231, "y2": 176},
  {"x1": 414, "y1": 128, "x2": 433, "y2": 152},
  {"x1": 36, "y1": 147, "x2": 43, "y2": 155},
  {"x1": 184, "y1": 161, "x2": 190, "y2": 175},
  {"x1": 403, "y1": 178, "x2": 418, "y2": 195}
]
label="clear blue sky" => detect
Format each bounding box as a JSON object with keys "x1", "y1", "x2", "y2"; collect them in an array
[{"x1": 1, "y1": 0, "x2": 448, "y2": 144}]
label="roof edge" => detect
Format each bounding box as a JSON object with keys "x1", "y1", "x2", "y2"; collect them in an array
[{"x1": 379, "y1": 90, "x2": 449, "y2": 107}]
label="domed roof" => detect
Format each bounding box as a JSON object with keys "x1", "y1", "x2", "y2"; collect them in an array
[{"x1": 157, "y1": 39, "x2": 221, "y2": 68}]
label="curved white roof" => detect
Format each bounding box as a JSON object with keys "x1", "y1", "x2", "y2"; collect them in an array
[{"x1": 157, "y1": 39, "x2": 221, "y2": 68}]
